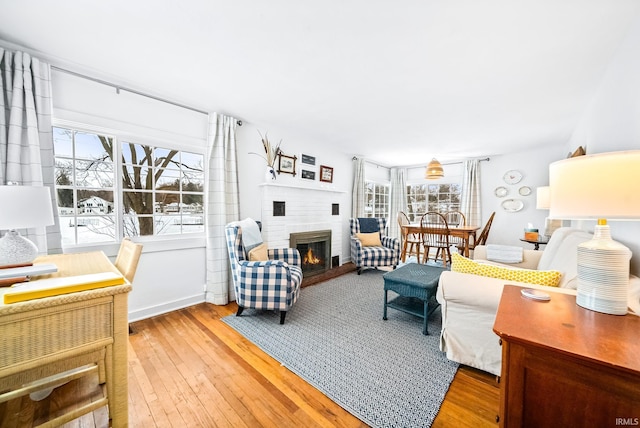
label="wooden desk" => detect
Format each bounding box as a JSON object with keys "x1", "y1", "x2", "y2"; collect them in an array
[
  {"x1": 401, "y1": 224, "x2": 479, "y2": 258},
  {"x1": 493, "y1": 285, "x2": 640, "y2": 427},
  {"x1": 0, "y1": 252, "x2": 131, "y2": 427}
]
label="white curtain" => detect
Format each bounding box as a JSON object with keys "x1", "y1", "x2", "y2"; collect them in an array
[
  {"x1": 388, "y1": 167, "x2": 407, "y2": 240},
  {"x1": 352, "y1": 157, "x2": 366, "y2": 217},
  {"x1": 205, "y1": 113, "x2": 239, "y2": 305},
  {"x1": 460, "y1": 159, "x2": 481, "y2": 227},
  {"x1": 0, "y1": 49, "x2": 62, "y2": 255}
]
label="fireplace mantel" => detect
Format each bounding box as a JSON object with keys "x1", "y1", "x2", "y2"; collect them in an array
[{"x1": 258, "y1": 182, "x2": 346, "y2": 193}]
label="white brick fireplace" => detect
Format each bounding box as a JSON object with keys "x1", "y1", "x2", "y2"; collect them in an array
[{"x1": 259, "y1": 182, "x2": 345, "y2": 267}]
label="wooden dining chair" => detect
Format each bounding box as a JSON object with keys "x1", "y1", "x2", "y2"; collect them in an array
[
  {"x1": 470, "y1": 211, "x2": 496, "y2": 251},
  {"x1": 397, "y1": 211, "x2": 423, "y2": 263},
  {"x1": 420, "y1": 212, "x2": 453, "y2": 268},
  {"x1": 445, "y1": 210, "x2": 467, "y2": 254}
]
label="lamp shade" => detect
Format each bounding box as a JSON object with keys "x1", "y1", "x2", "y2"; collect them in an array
[
  {"x1": 536, "y1": 186, "x2": 550, "y2": 210},
  {"x1": 549, "y1": 151, "x2": 640, "y2": 220},
  {"x1": 0, "y1": 185, "x2": 54, "y2": 230},
  {"x1": 548, "y1": 151, "x2": 640, "y2": 315},
  {"x1": 425, "y1": 158, "x2": 444, "y2": 179}
]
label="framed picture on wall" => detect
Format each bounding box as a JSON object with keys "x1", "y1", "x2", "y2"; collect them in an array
[
  {"x1": 301, "y1": 169, "x2": 315, "y2": 180},
  {"x1": 301, "y1": 154, "x2": 316, "y2": 165},
  {"x1": 320, "y1": 165, "x2": 333, "y2": 183},
  {"x1": 277, "y1": 153, "x2": 297, "y2": 176}
]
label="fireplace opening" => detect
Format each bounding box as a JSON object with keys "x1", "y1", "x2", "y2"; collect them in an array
[{"x1": 290, "y1": 230, "x2": 331, "y2": 277}]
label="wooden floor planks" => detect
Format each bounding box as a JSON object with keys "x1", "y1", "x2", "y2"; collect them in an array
[{"x1": 0, "y1": 275, "x2": 499, "y2": 428}]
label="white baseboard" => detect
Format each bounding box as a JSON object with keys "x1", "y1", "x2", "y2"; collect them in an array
[{"x1": 128, "y1": 294, "x2": 205, "y2": 322}]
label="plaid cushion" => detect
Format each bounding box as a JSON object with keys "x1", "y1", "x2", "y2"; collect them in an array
[
  {"x1": 349, "y1": 218, "x2": 400, "y2": 269},
  {"x1": 225, "y1": 224, "x2": 302, "y2": 311}
]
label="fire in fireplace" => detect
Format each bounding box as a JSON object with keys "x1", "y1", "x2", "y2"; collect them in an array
[{"x1": 290, "y1": 230, "x2": 332, "y2": 277}]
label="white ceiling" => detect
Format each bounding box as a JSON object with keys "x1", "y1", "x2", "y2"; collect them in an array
[{"x1": 1, "y1": 0, "x2": 640, "y2": 166}]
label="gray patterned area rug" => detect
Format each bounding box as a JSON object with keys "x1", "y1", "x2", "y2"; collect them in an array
[{"x1": 222, "y1": 269, "x2": 459, "y2": 428}]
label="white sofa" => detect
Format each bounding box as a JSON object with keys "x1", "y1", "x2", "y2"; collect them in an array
[{"x1": 436, "y1": 227, "x2": 640, "y2": 376}]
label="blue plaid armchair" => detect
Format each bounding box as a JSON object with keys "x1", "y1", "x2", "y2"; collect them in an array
[
  {"x1": 225, "y1": 222, "x2": 303, "y2": 324},
  {"x1": 349, "y1": 218, "x2": 400, "y2": 274}
]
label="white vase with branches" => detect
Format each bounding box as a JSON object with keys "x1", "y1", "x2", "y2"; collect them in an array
[{"x1": 250, "y1": 131, "x2": 282, "y2": 181}]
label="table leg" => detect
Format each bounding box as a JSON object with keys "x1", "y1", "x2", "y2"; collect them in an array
[
  {"x1": 401, "y1": 237, "x2": 408, "y2": 262},
  {"x1": 423, "y1": 300, "x2": 428, "y2": 335},
  {"x1": 383, "y1": 289, "x2": 388, "y2": 320}
]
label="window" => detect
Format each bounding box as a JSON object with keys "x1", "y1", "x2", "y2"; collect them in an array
[
  {"x1": 406, "y1": 183, "x2": 461, "y2": 222},
  {"x1": 364, "y1": 181, "x2": 390, "y2": 218},
  {"x1": 53, "y1": 126, "x2": 205, "y2": 245}
]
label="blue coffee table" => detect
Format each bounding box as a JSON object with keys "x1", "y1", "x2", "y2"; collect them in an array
[{"x1": 382, "y1": 263, "x2": 447, "y2": 335}]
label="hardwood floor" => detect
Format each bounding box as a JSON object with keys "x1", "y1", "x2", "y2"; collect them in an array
[{"x1": 0, "y1": 272, "x2": 499, "y2": 427}]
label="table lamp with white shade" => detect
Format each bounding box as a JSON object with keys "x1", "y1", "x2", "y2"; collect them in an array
[
  {"x1": 0, "y1": 185, "x2": 55, "y2": 266},
  {"x1": 549, "y1": 150, "x2": 640, "y2": 315},
  {"x1": 536, "y1": 186, "x2": 565, "y2": 237}
]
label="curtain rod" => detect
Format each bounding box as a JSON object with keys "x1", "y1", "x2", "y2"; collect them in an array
[
  {"x1": 352, "y1": 156, "x2": 490, "y2": 169},
  {"x1": 50, "y1": 65, "x2": 243, "y2": 126}
]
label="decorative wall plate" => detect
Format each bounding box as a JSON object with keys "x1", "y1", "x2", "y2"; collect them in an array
[
  {"x1": 501, "y1": 198, "x2": 524, "y2": 212},
  {"x1": 518, "y1": 186, "x2": 532, "y2": 196},
  {"x1": 503, "y1": 170, "x2": 523, "y2": 185},
  {"x1": 494, "y1": 186, "x2": 508, "y2": 198}
]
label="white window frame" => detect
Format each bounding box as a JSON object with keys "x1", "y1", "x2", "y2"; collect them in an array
[
  {"x1": 52, "y1": 120, "x2": 206, "y2": 251},
  {"x1": 364, "y1": 180, "x2": 390, "y2": 219}
]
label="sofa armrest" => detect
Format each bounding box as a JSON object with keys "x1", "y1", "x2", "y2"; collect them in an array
[{"x1": 473, "y1": 245, "x2": 543, "y2": 270}]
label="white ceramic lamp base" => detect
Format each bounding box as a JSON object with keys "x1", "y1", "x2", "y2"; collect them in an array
[
  {"x1": 0, "y1": 230, "x2": 39, "y2": 265},
  {"x1": 576, "y1": 224, "x2": 631, "y2": 315}
]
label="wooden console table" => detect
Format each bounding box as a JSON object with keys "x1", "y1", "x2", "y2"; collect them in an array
[
  {"x1": 493, "y1": 285, "x2": 640, "y2": 427},
  {"x1": 0, "y1": 252, "x2": 131, "y2": 427}
]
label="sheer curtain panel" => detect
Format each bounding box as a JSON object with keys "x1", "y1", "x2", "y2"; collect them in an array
[
  {"x1": 0, "y1": 49, "x2": 61, "y2": 255},
  {"x1": 388, "y1": 167, "x2": 407, "y2": 240},
  {"x1": 352, "y1": 157, "x2": 366, "y2": 217},
  {"x1": 460, "y1": 159, "x2": 481, "y2": 228},
  {"x1": 205, "y1": 113, "x2": 239, "y2": 305}
]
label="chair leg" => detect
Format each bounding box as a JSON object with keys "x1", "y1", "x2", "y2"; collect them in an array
[
  {"x1": 357, "y1": 267, "x2": 362, "y2": 275},
  {"x1": 280, "y1": 311, "x2": 287, "y2": 324},
  {"x1": 236, "y1": 306, "x2": 244, "y2": 317}
]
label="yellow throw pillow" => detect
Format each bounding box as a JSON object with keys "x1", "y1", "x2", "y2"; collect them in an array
[
  {"x1": 248, "y1": 242, "x2": 269, "y2": 261},
  {"x1": 356, "y1": 232, "x2": 383, "y2": 247},
  {"x1": 451, "y1": 252, "x2": 562, "y2": 287}
]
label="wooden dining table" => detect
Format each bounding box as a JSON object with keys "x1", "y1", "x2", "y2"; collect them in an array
[{"x1": 401, "y1": 223, "x2": 480, "y2": 259}]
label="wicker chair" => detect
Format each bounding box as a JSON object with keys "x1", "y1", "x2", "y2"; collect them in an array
[
  {"x1": 225, "y1": 221, "x2": 302, "y2": 324},
  {"x1": 349, "y1": 217, "x2": 400, "y2": 274},
  {"x1": 115, "y1": 237, "x2": 143, "y2": 282}
]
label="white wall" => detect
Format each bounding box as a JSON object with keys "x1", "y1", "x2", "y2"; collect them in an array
[
  {"x1": 51, "y1": 70, "x2": 209, "y2": 322},
  {"x1": 568, "y1": 14, "x2": 640, "y2": 276},
  {"x1": 479, "y1": 145, "x2": 568, "y2": 246}
]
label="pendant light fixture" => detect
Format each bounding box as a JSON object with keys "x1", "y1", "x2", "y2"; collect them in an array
[{"x1": 425, "y1": 158, "x2": 444, "y2": 179}]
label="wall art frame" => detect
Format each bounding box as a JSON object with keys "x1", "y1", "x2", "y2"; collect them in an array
[
  {"x1": 320, "y1": 165, "x2": 334, "y2": 183},
  {"x1": 277, "y1": 153, "x2": 297, "y2": 176}
]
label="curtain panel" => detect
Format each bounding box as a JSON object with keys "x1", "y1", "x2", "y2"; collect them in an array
[
  {"x1": 460, "y1": 159, "x2": 481, "y2": 228},
  {"x1": 0, "y1": 49, "x2": 62, "y2": 255},
  {"x1": 351, "y1": 157, "x2": 366, "y2": 217},
  {"x1": 205, "y1": 112, "x2": 239, "y2": 305},
  {"x1": 388, "y1": 167, "x2": 407, "y2": 240}
]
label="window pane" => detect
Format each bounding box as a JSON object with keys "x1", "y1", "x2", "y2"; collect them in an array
[
  {"x1": 156, "y1": 168, "x2": 181, "y2": 190},
  {"x1": 123, "y1": 165, "x2": 152, "y2": 190},
  {"x1": 77, "y1": 191, "x2": 114, "y2": 215},
  {"x1": 53, "y1": 127, "x2": 73, "y2": 157},
  {"x1": 75, "y1": 131, "x2": 112, "y2": 160},
  {"x1": 55, "y1": 159, "x2": 74, "y2": 186},
  {"x1": 182, "y1": 171, "x2": 204, "y2": 192},
  {"x1": 122, "y1": 142, "x2": 152, "y2": 165},
  {"x1": 75, "y1": 160, "x2": 114, "y2": 188},
  {"x1": 181, "y1": 151, "x2": 204, "y2": 170}
]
